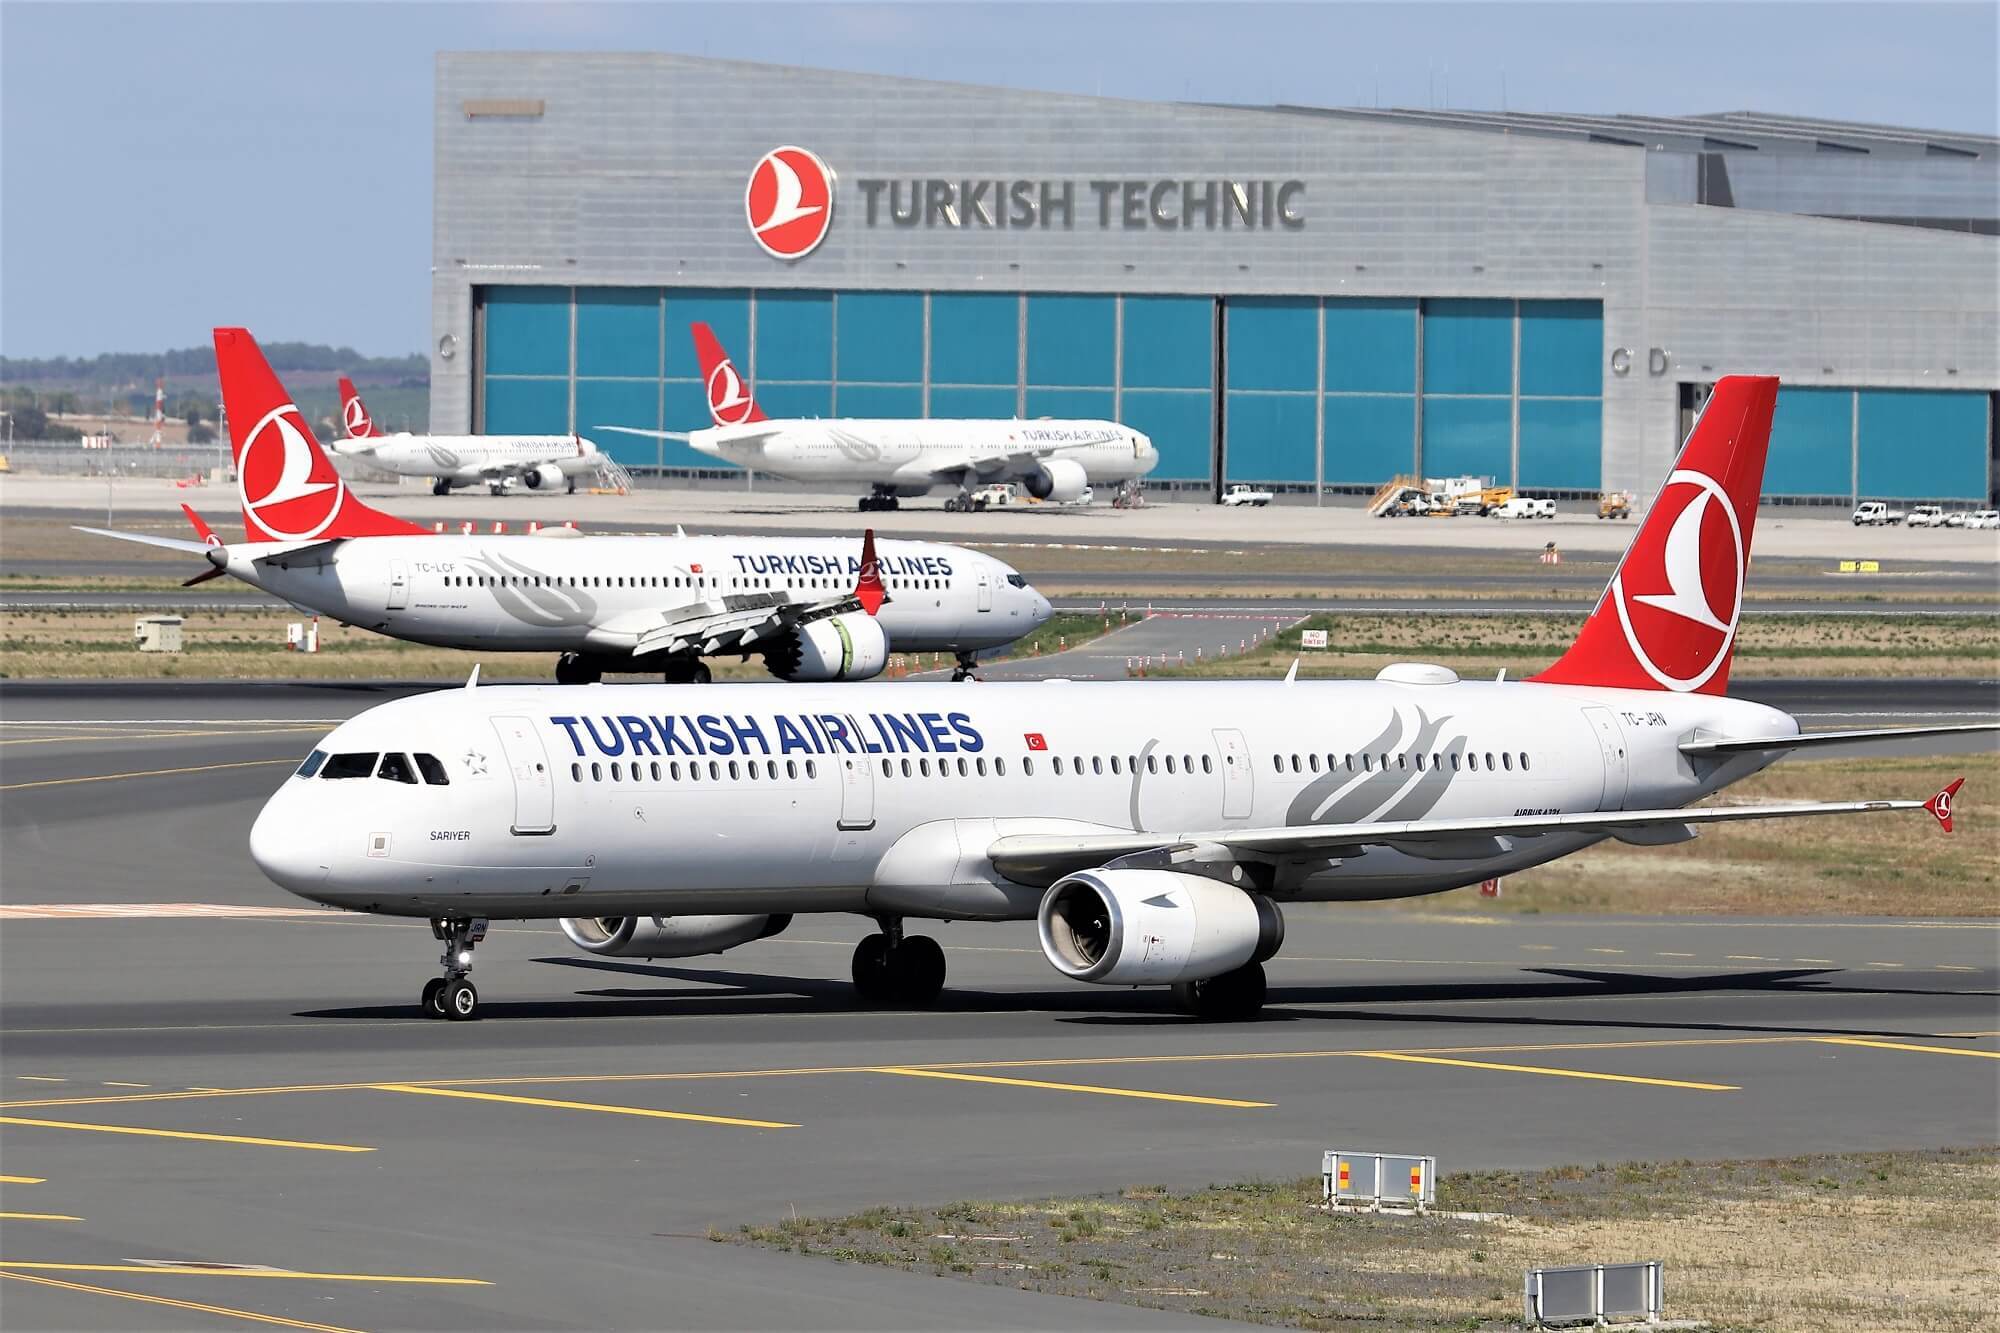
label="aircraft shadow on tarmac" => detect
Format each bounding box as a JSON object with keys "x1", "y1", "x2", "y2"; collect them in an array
[{"x1": 284, "y1": 958, "x2": 1995, "y2": 1045}]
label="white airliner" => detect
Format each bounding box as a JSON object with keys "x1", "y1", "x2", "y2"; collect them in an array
[
  {"x1": 334, "y1": 375, "x2": 609, "y2": 496},
  {"x1": 598, "y1": 323, "x2": 1160, "y2": 512},
  {"x1": 248, "y1": 377, "x2": 1992, "y2": 1021},
  {"x1": 83, "y1": 328, "x2": 1051, "y2": 684}
]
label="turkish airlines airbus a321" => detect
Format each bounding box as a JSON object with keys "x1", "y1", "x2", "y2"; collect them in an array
[
  {"x1": 82, "y1": 329, "x2": 1051, "y2": 684},
  {"x1": 249, "y1": 377, "x2": 1993, "y2": 1020},
  {"x1": 598, "y1": 323, "x2": 1159, "y2": 512},
  {"x1": 335, "y1": 376, "x2": 612, "y2": 496}
]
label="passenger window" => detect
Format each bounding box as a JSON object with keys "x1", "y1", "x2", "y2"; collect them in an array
[
  {"x1": 689, "y1": 762, "x2": 700, "y2": 782},
  {"x1": 1272, "y1": 755, "x2": 1283, "y2": 773},
  {"x1": 570, "y1": 763, "x2": 581, "y2": 782},
  {"x1": 591, "y1": 762, "x2": 603, "y2": 781},
  {"x1": 787, "y1": 760, "x2": 798, "y2": 780},
  {"x1": 1521, "y1": 753, "x2": 1531, "y2": 771},
  {"x1": 415, "y1": 753, "x2": 450, "y2": 785},
  {"x1": 995, "y1": 758, "x2": 1006, "y2": 776},
  {"x1": 1467, "y1": 753, "x2": 1479, "y2": 771},
  {"x1": 1291, "y1": 755, "x2": 1301, "y2": 773},
  {"x1": 1147, "y1": 754, "x2": 1158, "y2": 774},
  {"x1": 1053, "y1": 757, "x2": 1064, "y2": 775},
  {"x1": 728, "y1": 761, "x2": 740, "y2": 780},
  {"x1": 1415, "y1": 753, "x2": 1426, "y2": 771},
  {"x1": 901, "y1": 758, "x2": 913, "y2": 777},
  {"x1": 1110, "y1": 757, "x2": 1121, "y2": 775},
  {"x1": 1451, "y1": 753, "x2": 1461, "y2": 771},
  {"x1": 976, "y1": 757, "x2": 988, "y2": 776},
  {"x1": 610, "y1": 764, "x2": 621, "y2": 782},
  {"x1": 295, "y1": 749, "x2": 328, "y2": 778},
  {"x1": 1486, "y1": 752, "x2": 1497, "y2": 771},
  {"x1": 919, "y1": 758, "x2": 932, "y2": 777},
  {"x1": 651, "y1": 761, "x2": 662, "y2": 781},
  {"x1": 1362, "y1": 754, "x2": 1373, "y2": 773},
  {"x1": 1165, "y1": 755, "x2": 1177, "y2": 774},
  {"x1": 957, "y1": 757, "x2": 969, "y2": 777},
  {"x1": 881, "y1": 759, "x2": 893, "y2": 777},
  {"x1": 806, "y1": 760, "x2": 817, "y2": 779},
  {"x1": 709, "y1": 761, "x2": 721, "y2": 780},
  {"x1": 671, "y1": 761, "x2": 682, "y2": 781},
  {"x1": 1308, "y1": 754, "x2": 1320, "y2": 773},
  {"x1": 1092, "y1": 757, "x2": 1103, "y2": 776},
  {"x1": 1201, "y1": 755, "x2": 1212, "y2": 774},
  {"x1": 1502, "y1": 752, "x2": 1513, "y2": 771},
  {"x1": 321, "y1": 752, "x2": 378, "y2": 780}
]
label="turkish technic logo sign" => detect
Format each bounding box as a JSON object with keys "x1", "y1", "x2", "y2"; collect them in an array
[
  {"x1": 745, "y1": 146, "x2": 835, "y2": 260},
  {"x1": 743, "y1": 146, "x2": 1305, "y2": 260}
]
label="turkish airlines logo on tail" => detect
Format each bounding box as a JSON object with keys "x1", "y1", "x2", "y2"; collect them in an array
[
  {"x1": 746, "y1": 146, "x2": 834, "y2": 260},
  {"x1": 343, "y1": 393, "x2": 372, "y2": 437},
  {"x1": 706, "y1": 358, "x2": 757, "y2": 426},
  {"x1": 1609, "y1": 468, "x2": 1745, "y2": 692},
  {"x1": 238, "y1": 404, "x2": 345, "y2": 541}
]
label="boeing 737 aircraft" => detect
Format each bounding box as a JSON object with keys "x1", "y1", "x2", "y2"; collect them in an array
[
  {"x1": 336, "y1": 376, "x2": 610, "y2": 496},
  {"x1": 249, "y1": 377, "x2": 1991, "y2": 1020},
  {"x1": 83, "y1": 329, "x2": 1051, "y2": 684},
  {"x1": 598, "y1": 323, "x2": 1159, "y2": 511}
]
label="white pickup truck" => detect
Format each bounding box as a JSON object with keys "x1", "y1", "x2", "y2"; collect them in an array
[
  {"x1": 1852, "y1": 501, "x2": 1907, "y2": 526},
  {"x1": 1905, "y1": 504, "x2": 1948, "y2": 528},
  {"x1": 1220, "y1": 484, "x2": 1274, "y2": 507}
]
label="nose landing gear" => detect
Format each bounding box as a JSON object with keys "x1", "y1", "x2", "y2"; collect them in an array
[
  {"x1": 850, "y1": 917, "x2": 946, "y2": 1007},
  {"x1": 422, "y1": 917, "x2": 488, "y2": 1020},
  {"x1": 950, "y1": 650, "x2": 981, "y2": 682}
]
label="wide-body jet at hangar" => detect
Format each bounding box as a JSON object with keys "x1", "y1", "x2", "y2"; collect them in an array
[
  {"x1": 599, "y1": 323, "x2": 1159, "y2": 511},
  {"x1": 83, "y1": 329, "x2": 1051, "y2": 684},
  {"x1": 334, "y1": 376, "x2": 610, "y2": 496},
  {"x1": 251, "y1": 377, "x2": 1992, "y2": 1019}
]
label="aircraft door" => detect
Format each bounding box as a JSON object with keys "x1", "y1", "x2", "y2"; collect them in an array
[
  {"x1": 831, "y1": 755, "x2": 876, "y2": 861},
  {"x1": 387, "y1": 559, "x2": 409, "y2": 611},
  {"x1": 1211, "y1": 727, "x2": 1254, "y2": 820},
  {"x1": 491, "y1": 715, "x2": 557, "y2": 835},
  {"x1": 1581, "y1": 706, "x2": 1629, "y2": 810},
  {"x1": 976, "y1": 567, "x2": 993, "y2": 612}
]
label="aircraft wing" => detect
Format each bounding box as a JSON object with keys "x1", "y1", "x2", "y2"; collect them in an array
[
  {"x1": 73, "y1": 525, "x2": 214, "y2": 556},
  {"x1": 626, "y1": 587, "x2": 875, "y2": 658},
  {"x1": 1680, "y1": 723, "x2": 1998, "y2": 755},
  {"x1": 985, "y1": 785, "x2": 1958, "y2": 886},
  {"x1": 953, "y1": 433, "x2": 1126, "y2": 478}
]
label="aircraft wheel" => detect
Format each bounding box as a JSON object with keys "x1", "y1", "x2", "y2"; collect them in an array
[
  {"x1": 431, "y1": 479, "x2": 450, "y2": 496},
  {"x1": 1171, "y1": 961, "x2": 1265, "y2": 1022},
  {"x1": 851, "y1": 933, "x2": 894, "y2": 1004},
  {"x1": 944, "y1": 497, "x2": 960, "y2": 512},
  {"x1": 894, "y1": 936, "x2": 946, "y2": 1006},
  {"x1": 421, "y1": 977, "x2": 447, "y2": 1018},
  {"x1": 443, "y1": 979, "x2": 480, "y2": 1021},
  {"x1": 690, "y1": 661, "x2": 712, "y2": 685},
  {"x1": 888, "y1": 497, "x2": 900, "y2": 510}
]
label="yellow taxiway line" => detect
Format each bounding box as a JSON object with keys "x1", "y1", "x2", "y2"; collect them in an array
[
  {"x1": 0, "y1": 758, "x2": 295, "y2": 792},
  {"x1": 0, "y1": 1115, "x2": 372, "y2": 1152},
  {"x1": 0, "y1": 1175, "x2": 46, "y2": 1184},
  {"x1": 875, "y1": 1065, "x2": 1273, "y2": 1107},
  {"x1": 0, "y1": 1212, "x2": 81, "y2": 1221},
  {"x1": 1816, "y1": 1036, "x2": 2000, "y2": 1060},
  {"x1": 0, "y1": 1269, "x2": 363, "y2": 1333},
  {"x1": 1349, "y1": 1051, "x2": 1737, "y2": 1091},
  {"x1": 372, "y1": 1082, "x2": 797, "y2": 1128},
  {"x1": 0, "y1": 1261, "x2": 488, "y2": 1284}
]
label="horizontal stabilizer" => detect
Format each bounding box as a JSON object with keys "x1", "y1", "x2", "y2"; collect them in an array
[
  {"x1": 596, "y1": 426, "x2": 692, "y2": 443},
  {"x1": 1681, "y1": 723, "x2": 1998, "y2": 756},
  {"x1": 73, "y1": 525, "x2": 213, "y2": 556}
]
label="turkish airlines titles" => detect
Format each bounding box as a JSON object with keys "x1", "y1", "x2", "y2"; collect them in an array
[{"x1": 856, "y1": 178, "x2": 1305, "y2": 231}]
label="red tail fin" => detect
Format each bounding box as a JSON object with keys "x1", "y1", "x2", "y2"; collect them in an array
[
  {"x1": 214, "y1": 328, "x2": 430, "y2": 543},
  {"x1": 337, "y1": 376, "x2": 385, "y2": 438},
  {"x1": 853, "y1": 528, "x2": 887, "y2": 615},
  {"x1": 690, "y1": 322, "x2": 766, "y2": 426},
  {"x1": 1530, "y1": 375, "x2": 1779, "y2": 696}
]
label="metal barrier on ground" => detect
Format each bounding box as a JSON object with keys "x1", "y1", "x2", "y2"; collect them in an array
[
  {"x1": 1321, "y1": 1149, "x2": 1435, "y2": 1213},
  {"x1": 1523, "y1": 1260, "x2": 1665, "y2": 1326}
]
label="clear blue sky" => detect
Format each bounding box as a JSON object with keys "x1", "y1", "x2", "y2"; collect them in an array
[{"x1": 3, "y1": 2, "x2": 1993, "y2": 358}]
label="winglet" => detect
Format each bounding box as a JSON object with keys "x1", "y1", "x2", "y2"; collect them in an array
[
  {"x1": 1283, "y1": 658, "x2": 1299, "y2": 684},
  {"x1": 465, "y1": 664, "x2": 482, "y2": 690},
  {"x1": 854, "y1": 528, "x2": 887, "y2": 615},
  {"x1": 181, "y1": 504, "x2": 222, "y2": 548},
  {"x1": 1923, "y1": 777, "x2": 1964, "y2": 833}
]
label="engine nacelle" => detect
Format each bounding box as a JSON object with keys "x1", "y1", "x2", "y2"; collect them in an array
[
  {"x1": 559, "y1": 913, "x2": 789, "y2": 959},
  {"x1": 1037, "y1": 869, "x2": 1283, "y2": 985},
  {"x1": 522, "y1": 461, "x2": 566, "y2": 490},
  {"x1": 762, "y1": 612, "x2": 888, "y2": 682},
  {"x1": 1024, "y1": 457, "x2": 1088, "y2": 503}
]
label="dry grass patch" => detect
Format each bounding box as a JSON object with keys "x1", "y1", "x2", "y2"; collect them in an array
[{"x1": 727, "y1": 1148, "x2": 2000, "y2": 1332}]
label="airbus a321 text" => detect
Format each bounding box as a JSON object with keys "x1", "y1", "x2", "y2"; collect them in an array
[
  {"x1": 250, "y1": 377, "x2": 1994, "y2": 1020},
  {"x1": 83, "y1": 329, "x2": 1052, "y2": 684},
  {"x1": 598, "y1": 323, "x2": 1159, "y2": 512}
]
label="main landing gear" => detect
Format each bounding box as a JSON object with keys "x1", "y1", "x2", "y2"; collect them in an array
[
  {"x1": 431, "y1": 478, "x2": 452, "y2": 496},
  {"x1": 850, "y1": 917, "x2": 946, "y2": 1007},
  {"x1": 661, "y1": 658, "x2": 713, "y2": 685},
  {"x1": 554, "y1": 653, "x2": 603, "y2": 685},
  {"x1": 950, "y1": 650, "x2": 980, "y2": 682},
  {"x1": 858, "y1": 487, "x2": 901, "y2": 513},
  {"x1": 422, "y1": 917, "x2": 488, "y2": 1020},
  {"x1": 1170, "y1": 961, "x2": 1266, "y2": 1021}
]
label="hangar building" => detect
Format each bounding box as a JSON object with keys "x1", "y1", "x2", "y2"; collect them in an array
[{"x1": 431, "y1": 52, "x2": 1998, "y2": 503}]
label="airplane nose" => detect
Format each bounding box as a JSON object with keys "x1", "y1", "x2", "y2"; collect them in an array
[
  {"x1": 249, "y1": 788, "x2": 328, "y2": 896},
  {"x1": 1032, "y1": 590, "x2": 1053, "y2": 624}
]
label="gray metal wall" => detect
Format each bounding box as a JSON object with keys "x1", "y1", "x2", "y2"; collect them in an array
[{"x1": 433, "y1": 51, "x2": 1998, "y2": 497}]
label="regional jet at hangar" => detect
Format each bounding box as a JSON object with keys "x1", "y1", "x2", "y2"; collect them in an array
[
  {"x1": 334, "y1": 376, "x2": 616, "y2": 497},
  {"x1": 82, "y1": 329, "x2": 1052, "y2": 684},
  {"x1": 598, "y1": 323, "x2": 1159, "y2": 511},
  {"x1": 249, "y1": 375, "x2": 1993, "y2": 1020}
]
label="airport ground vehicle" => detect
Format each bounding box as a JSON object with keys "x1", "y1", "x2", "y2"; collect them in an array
[
  {"x1": 1599, "y1": 491, "x2": 1633, "y2": 519},
  {"x1": 1492, "y1": 497, "x2": 1557, "y2": 520},
  {"x1": 1853, "y1": 501, "x2": 1907, "y2": 525},
  {"x1": 1965, "y1": 509, "x2": 2000, "y2": 529},
  {"x1": 336, "y1": 378, "x2": 611, "y2": 497},
  {"x1": 1220, "y1": 484, "x2": 1274, "y2": 507},
  {"x1": 600, "y1": 324, "x2": 1157, "y2": 512},
  {"x1": 85, "y1": 329, "x2": 1051, "y2": 685},
  {"x1": 1907, "y1": 504, "x2": 1948, "y2": 528},
  {"x1": 946, "y1": 484, "x2": 1015, "y2": 512},
  {"x1": 249, "y1": 376, "x2": 1989, "y2": 1021}
]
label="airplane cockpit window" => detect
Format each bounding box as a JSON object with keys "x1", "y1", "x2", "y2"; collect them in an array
[
  {"x1": 377, "y1": 753, "x2": 419, "y2": 785},
  {"x1": 1006, "y1": 573, "x2": 1027, "y2": 588},
  {"x1": 321, "y1": 752, "x2": 379, "y2": 780},
  {"x1": 295, "y1": 750, "x2": 328, "y2": 779}
]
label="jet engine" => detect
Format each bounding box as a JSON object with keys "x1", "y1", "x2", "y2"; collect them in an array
[
  {"x1": 1037, "y1": 869, "x2": 1283, "y2": 985},
  {"x1": 763, "y1": 612, "x2": 888, "y2": 682},
  {"x1": 559, "y1": 914, "x2": 789, "y2": 959},
  {"x1": 1024, "y1": 457, "x2": 1088, "y2": 503},
  {"x1": 522, "y1": 462, "x2": 566, "y2": 490}
]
